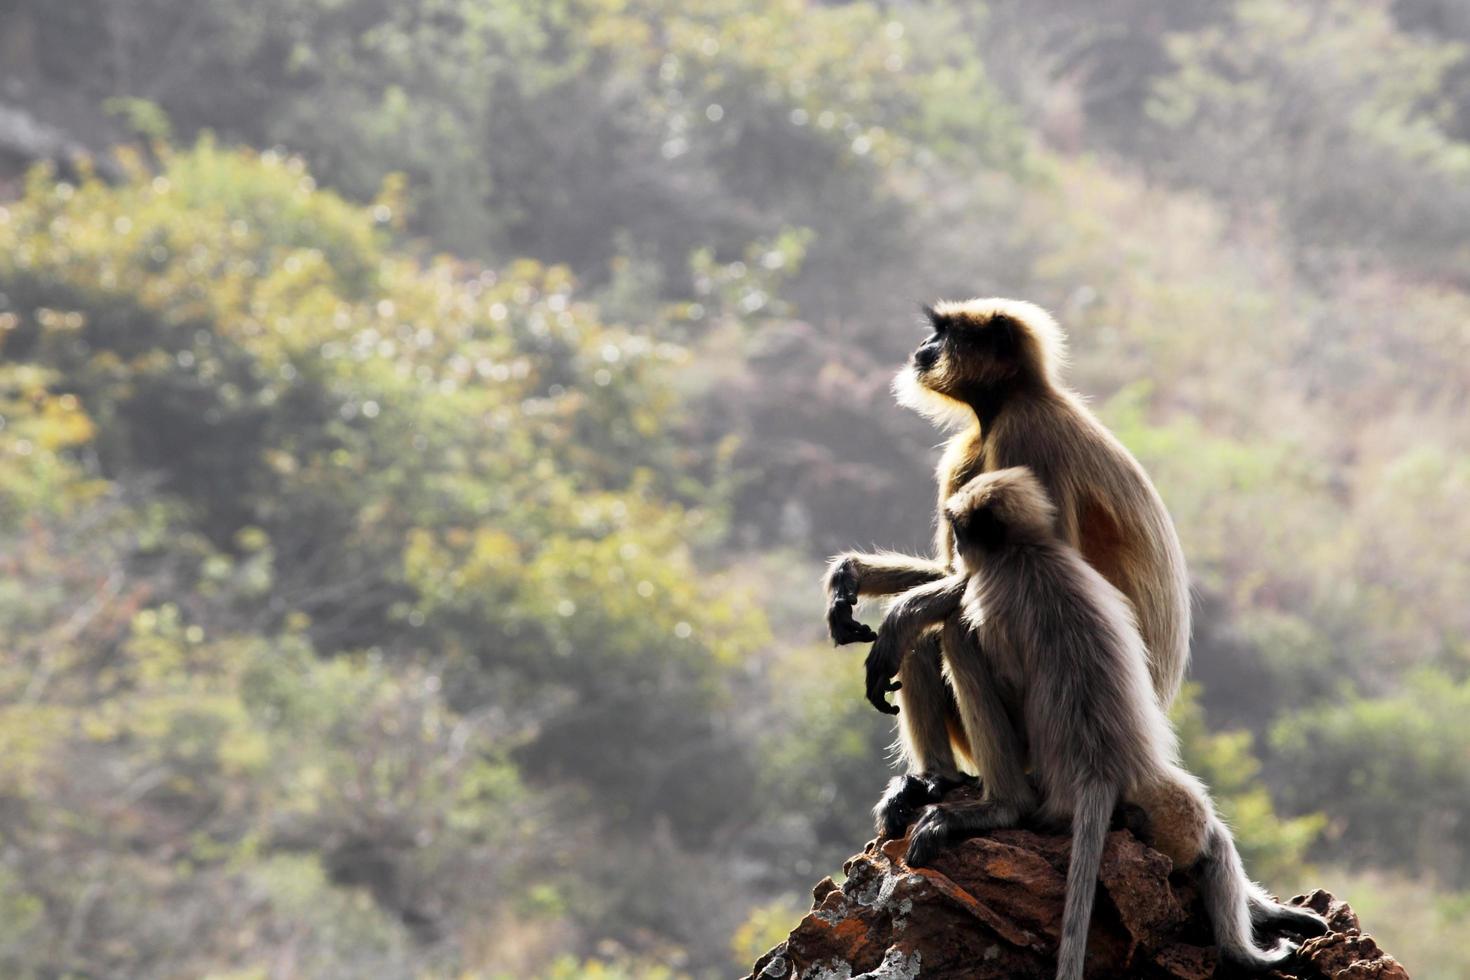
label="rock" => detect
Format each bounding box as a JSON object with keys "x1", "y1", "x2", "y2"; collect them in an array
[
  {"x1": 745, "y1": 797, "x2": 1409, "y2": 980},
  {"x1": 0, "y1": 102, "x2": 123, "y2": 181}
]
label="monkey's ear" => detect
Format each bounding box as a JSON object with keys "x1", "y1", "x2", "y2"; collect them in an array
[{"x1": 944, "y1": 489, "x2": 980, "y2": 529}]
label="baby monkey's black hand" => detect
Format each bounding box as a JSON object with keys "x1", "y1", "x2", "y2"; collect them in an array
[{"x1": 864, "y1": 631, "x2": 903, "y2": 714}]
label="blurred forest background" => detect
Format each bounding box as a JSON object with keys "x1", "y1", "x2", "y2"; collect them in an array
[{"x1": 0, "y1": 0, "x2": 1467, "y2": 977}]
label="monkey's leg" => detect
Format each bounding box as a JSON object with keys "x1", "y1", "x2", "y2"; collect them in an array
[
  {"x1": 825, "y1": 551, "x2": 947, "y2": 645},
  {"x1": 903, "y1": 618, "x2": 1037, "y2": 866},
  {"x1": 874, "y1": 633, "x2": 969, "y2": 839}
]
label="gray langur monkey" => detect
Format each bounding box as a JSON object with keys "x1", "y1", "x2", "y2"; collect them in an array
[
  {"x1": 824, "y1": 298, "x2": 1190, "y2": 835},
  {"x1": 867, "y1": 468, "x2": 1326, "y2": 980}
]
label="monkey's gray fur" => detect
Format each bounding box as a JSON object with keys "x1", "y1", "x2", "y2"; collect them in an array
[
  {"x1": 870, "y1": 467, "x2": 1326, "y2": 980},
  {"x1": 824, "y1": 299, "x2": 1190, "y2": 829}
]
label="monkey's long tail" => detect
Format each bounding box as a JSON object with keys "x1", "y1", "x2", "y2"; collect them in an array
[
  {"x1": 1198, "y1": 818, "x2": 1296, "y2": 969},
  {"x1": 1055, "y1": 781, "x2": 1116, "y2": 980}
]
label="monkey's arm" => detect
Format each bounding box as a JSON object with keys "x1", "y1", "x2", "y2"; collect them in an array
[
  {"x1": 864, "y1": 575, "x2": 966, "y2": 714},
  {"x1": 1034, "y1": 466, "x2": 1084, "y2": 547},
  {"x1": 825, "y1": 551, "x2": 949, "y2": 645}
]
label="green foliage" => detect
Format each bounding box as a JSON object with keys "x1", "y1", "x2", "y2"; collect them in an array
[
  {"x1": 757, "y1": 638, "x2": 895, "y2": 854},
  {"x1": 533, "y1": 955, "x2": 688, "y2": 980},
  {"x1": 1149, "y1": 0, "x2": 1470, "y2": 270},
  {"x1": 5, "y1": 0, "x2": 1021, "y2": 297},
  {"x1": 1304, "y1": 867, "x2": 1470, "y2": 980},
  {"x1": 0, "y1": 364, "x2": 99, "y2": 521},
  {"x1": 1271, "y1": 670, "x2": 1470, "y2": 882},
  {"x1": 1172, "y1": 687, "x2": 1324, "y2": 883},
  {"x1": 0, "y1": 521, "x2": 486, "y2": 976},
  {"x1": 730, "y1": 896, "x2": 805, "y2": 970},
  {"x1": 0, "y1": 142, "x2": 765, "y2": 976}
]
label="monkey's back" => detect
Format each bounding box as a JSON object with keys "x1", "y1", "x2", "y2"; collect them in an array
[
  {"x1": 982, "y1": 390, "x2": 1191, "y2": 707},
  {"x1": 970, "y1": 541, "x2": 1177, "y2": 816}
]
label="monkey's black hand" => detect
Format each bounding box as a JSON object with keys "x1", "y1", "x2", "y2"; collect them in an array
[
  {"x1": 864, "y1": 631, "x2": 903, "y2": 714},
  {"x1": 829, "y1": 599, "x2": 878, "y2": 645},
  {"x1": 825, "y1": 557, "x2": 878, "y2": 645}
]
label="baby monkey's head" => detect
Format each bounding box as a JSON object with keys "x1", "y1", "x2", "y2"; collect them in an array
[{"x1": 945, "y1": 467, "x2": 1057, "y2": 560}]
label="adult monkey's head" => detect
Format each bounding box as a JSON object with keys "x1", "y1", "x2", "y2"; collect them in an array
[{"x1": 893, "y1": 298, "x2": 1067, "y2": 427}]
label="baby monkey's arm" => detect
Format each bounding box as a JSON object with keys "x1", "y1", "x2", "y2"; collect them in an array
[{"x1": 864, "y1": 575, "x2": 966, "y2": 714}]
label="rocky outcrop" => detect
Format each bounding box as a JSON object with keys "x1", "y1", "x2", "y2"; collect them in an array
[
  {"x1": 746, "y1": 814, "x2": 1408, "y2": 980},
  {"x1": 0, "y1": 103, "x2": 122, "y2": 182}
]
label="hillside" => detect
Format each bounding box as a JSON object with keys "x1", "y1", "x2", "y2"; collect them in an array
[{"x1": 1, "y1": 0, "x2": 1468, "y2": 976}]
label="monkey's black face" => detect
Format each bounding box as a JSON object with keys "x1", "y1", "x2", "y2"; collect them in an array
[
  {"x1": 949, "y1": 505, "x2": 1007, "y2": 552},
  {"x1": 912, "y1": 307, "x2": 1024, "y2": 393},
  {"x1": 912, "y1": 331, "x2": 944, "y2": 372},
  {"x1": 912, "y1": 305, "x2": 949, "y2": 374}
]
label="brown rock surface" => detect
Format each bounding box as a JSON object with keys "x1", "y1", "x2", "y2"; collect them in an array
[{"x1": 745, "y1": 815, "x2": 1409, "y2": 980}]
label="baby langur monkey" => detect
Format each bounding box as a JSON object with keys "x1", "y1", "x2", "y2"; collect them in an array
[{"x1": 869, "y1": 468, "x2": 1326, "y2": 980}]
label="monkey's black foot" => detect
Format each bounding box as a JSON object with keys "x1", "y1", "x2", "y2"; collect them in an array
[
  {"x1": 1282, "y1": 907, "x2": 1330, "y2": 939},
  {"x1": 1111, "y1": 800, "x2": 1152, "y2": 839},
  {"x1": 874, "y1": 775, "x2": 930, "y2": 839},
  {"x1": 875, "y1": 771, "x2": 982, "y2": 838},
  {"x1": 874, "y1": 773, "x2": 944, "y2": 839},
  {"x1": 904, "y1": 798, "x2": 1027, "y2": 866},
  {"x1": 1252, "y1": 898, "x2": 1330, "y2": 940},
  {"x1": 903, "y1": 806, "x2": 953, "y2": 867}
]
